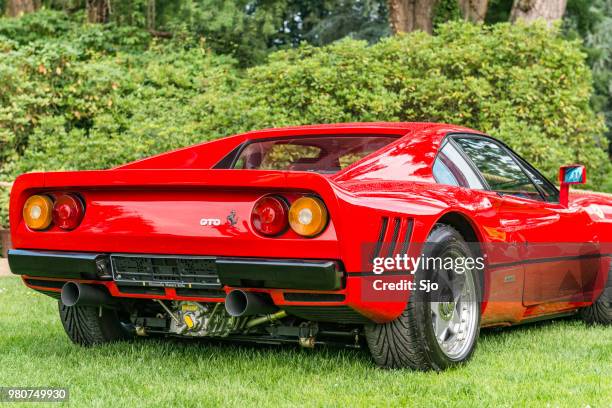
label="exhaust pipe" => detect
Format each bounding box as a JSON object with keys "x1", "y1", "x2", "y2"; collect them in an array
[
  {"x1": 225, "y1": 289, "x2": 278, "y2": 317},
  {"x1": 61, "y1": 282, "x2": 114, "y2": 307}
]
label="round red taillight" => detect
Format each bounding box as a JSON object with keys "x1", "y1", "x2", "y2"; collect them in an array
[
  {"x1": 52, "y1": 194, "x2": 84, "y2": 230},
  {"x1": 251, "y1": 196, "x2": 288, "y2": 236}
]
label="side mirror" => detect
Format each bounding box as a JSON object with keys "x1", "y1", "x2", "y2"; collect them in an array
[{"x1": 559, "y1": 165, "x2": 586, "y2": 207}]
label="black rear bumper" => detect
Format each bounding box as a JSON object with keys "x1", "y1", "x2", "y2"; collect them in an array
[
  {"x1": 217, "y1": 258, "x2": 342, "y2": 290},
  {"x1": 8, "y1": 249, "x2": 108, "y2": 280},
  {"x1": 8, "y1": 249, "x2": 344, "y2": 291}
]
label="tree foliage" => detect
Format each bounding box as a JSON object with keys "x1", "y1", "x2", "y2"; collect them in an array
[
  {"x1": 1, "y1": 15, "x2": 609, "y2": 226},
  {"x1": 433, "y1": 0, "x2": 462, "y2": 31},
  {"x1": 16, "y1": 0, "x2": 390, "y2": 67},
  {"x1": 233, "y1": 22, "x2": 609, "y2": 189},
  {"x1": 560, "y1": 0, "x2": 612, "y2": 155},
  {"x1": 585, "y1": 0, "x2": 612, "y2": 156}
]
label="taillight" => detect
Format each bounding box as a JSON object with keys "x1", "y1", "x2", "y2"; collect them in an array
[
  {"x1": 23, "y1": 195, "x2": 53, "y2": 230},
  {"x1": 251, "y1": 195, "x2": 288, "y2": 236},
  {"x1": 289, "y1": 196, "x2": 328, "y2": 237},
  {"x1": 52, "y1": 194, "x2": 84, "y2": 230}
]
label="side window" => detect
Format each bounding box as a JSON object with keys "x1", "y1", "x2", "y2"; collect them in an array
[
  {"x1": 516, "y1": 158, "x2": 559, "y2": 203},
  {"x1": 454, "y1": 137, "x2": 542, "y2": 201},
  {"x1": 433, "y1": 142, "x2": 484, "y2": 189},
  {"x1": 433, "y1": 158, "x2": 459, "y2": 186}
]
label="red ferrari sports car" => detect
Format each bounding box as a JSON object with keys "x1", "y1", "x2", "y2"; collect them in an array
[{"x1": 8, "y1": 122, "x2": 612, "y2": 370}]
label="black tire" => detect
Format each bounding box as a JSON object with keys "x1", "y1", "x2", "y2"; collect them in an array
[
  {"x1": 580, "y1": 262, "x2": 612, "y2": 325},
  {"x1": 58, "y1": 302, "x2": 133, "y2": 346},
  {"x1": 365, "y1": 224, "x2": 482, "y2": 370}
]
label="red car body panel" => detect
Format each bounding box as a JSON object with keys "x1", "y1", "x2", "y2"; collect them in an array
[{"x1": 9, "y1": 122, "x2": 612, "y2": 325}]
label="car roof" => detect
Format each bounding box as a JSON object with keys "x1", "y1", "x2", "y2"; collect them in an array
[
  {"x1": 235, "y1": 122, "x2": 487, "y2": 183},
  {"x1": 242, "y1": 122, "x2": 484, "y2": 145},
  {"x1": 116, "y1": 122, "x2": 486, "y2": 172}
]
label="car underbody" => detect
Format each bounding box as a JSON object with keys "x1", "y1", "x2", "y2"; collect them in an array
[{"x1": 10, "y1": 249, "x2": 367, "y2": 348}]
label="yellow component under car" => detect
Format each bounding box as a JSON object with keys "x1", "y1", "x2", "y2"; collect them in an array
[
  {"x1": 181, "y1": 304, "x2": 198, "y2": 312},
  {"x1": 183, "y1": 314, "x2": 195, "y2": 329}
]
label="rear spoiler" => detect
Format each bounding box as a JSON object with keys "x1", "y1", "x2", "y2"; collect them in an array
[
  {"x1": 13, "y1": 169, "x2": 335, "y2": 191},
  {"x1": 10, "y1": 169, "x2": 342, "y2": 232}
]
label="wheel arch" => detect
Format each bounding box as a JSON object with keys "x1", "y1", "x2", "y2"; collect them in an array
[
  {"x1": 432, "y1": 210, "x2": 488, "y2": 312},
  {"x1": 435, "y1": 210, "x2": 480, "y2": 238},
  {"x1": 432, "y1": 210, "x2": 485, "y2": 264}
]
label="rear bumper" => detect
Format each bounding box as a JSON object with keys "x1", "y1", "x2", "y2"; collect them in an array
[
  {"x1": 9, "y1": 249, "x2": 407, "y2": 324},
  {"x1": 8, "y1": 249, "x2": 344, "y2": 291},
  {"x1": 8, "y1": 249, "x2": 108, "y2": 280}
]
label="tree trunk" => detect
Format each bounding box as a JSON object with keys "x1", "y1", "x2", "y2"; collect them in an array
[
  {"x1": 388, "y1": 0, "x2": 439, "y2": 34},
  {"x1": 146, "y1": 0, "x2": 156, "y2": 30},
  {"x1": 510, "y1": 0, "x2": 567, "y2": 25},
  {"x1": 5, "y1": 0, "x2": 37, "y2": 17},
  {"x1": 458, "y1": 0, "x2": 489, "y2": 23},
  {"x1": 86, "y1": 0, "x2": 110, "y2": 23}
]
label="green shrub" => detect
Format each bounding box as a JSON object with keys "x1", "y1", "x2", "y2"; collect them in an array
[
  {"x1": 0, "y1": 43, "x2": 239, "y2": 176},
  {"x1": 0, "y1": 10, "x2": 151, "y2": 52},
  {"x1": 0, "y1": 17, "x2": 610, "y2": 228},
  {"x1": 0, "y1": 184, "x2": 8, "y2": 231},
  {"x1": 208, "y1": 21, "x2": 609, "y2": 188}
]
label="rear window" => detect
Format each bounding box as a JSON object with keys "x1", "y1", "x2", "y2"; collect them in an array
[{"x1": 229, "y1": 136, "x2": 397, "y2": 173}]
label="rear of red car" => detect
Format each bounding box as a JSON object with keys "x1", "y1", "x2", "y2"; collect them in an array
[
  {"x1": 10, "y1": 169, "x2": 342, "y2": 259},
  {"x1": 10, "y1": 170, "x2": 351, "y2": 296},
  {"x1": 8, "y1": 129, "x2": 421, "y2": 348}
]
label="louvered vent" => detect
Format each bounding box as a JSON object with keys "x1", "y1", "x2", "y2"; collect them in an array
[{"x1": 370, "y1": 216, "x2": 414, "y2": 261}]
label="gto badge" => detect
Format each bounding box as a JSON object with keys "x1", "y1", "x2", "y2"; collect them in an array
[{"x1": 200, "y1": 218, "x2": 221, "y2": 226}]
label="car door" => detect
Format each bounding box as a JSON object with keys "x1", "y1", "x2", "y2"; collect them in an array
[
  {"x1": 452, "y1": 136, "x2": 597, "y2": 307},
  {"x1": 433, "y1": 139, "x2": 527, "y2": 324}
]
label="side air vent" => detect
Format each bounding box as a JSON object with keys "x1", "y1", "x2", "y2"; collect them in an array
[{"x1": 371, "y1": 217, "x2": 414, "y2": 261}]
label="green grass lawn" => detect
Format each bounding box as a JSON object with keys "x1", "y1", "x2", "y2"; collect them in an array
[{"x1": 0, "y1": 276, "x2": 610, "y2": 408}]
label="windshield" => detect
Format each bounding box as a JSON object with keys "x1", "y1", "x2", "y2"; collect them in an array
[{"x1": 229, "y1": 135, "x2": 397, "y2": 173}]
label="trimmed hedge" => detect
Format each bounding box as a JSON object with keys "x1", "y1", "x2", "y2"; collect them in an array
[
  {"x1": 229, "y1": 23, "x2": 609, "y2": 187},
  {"x1": 0, "y1": 13, "x2": 610, "y2": 227}
]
